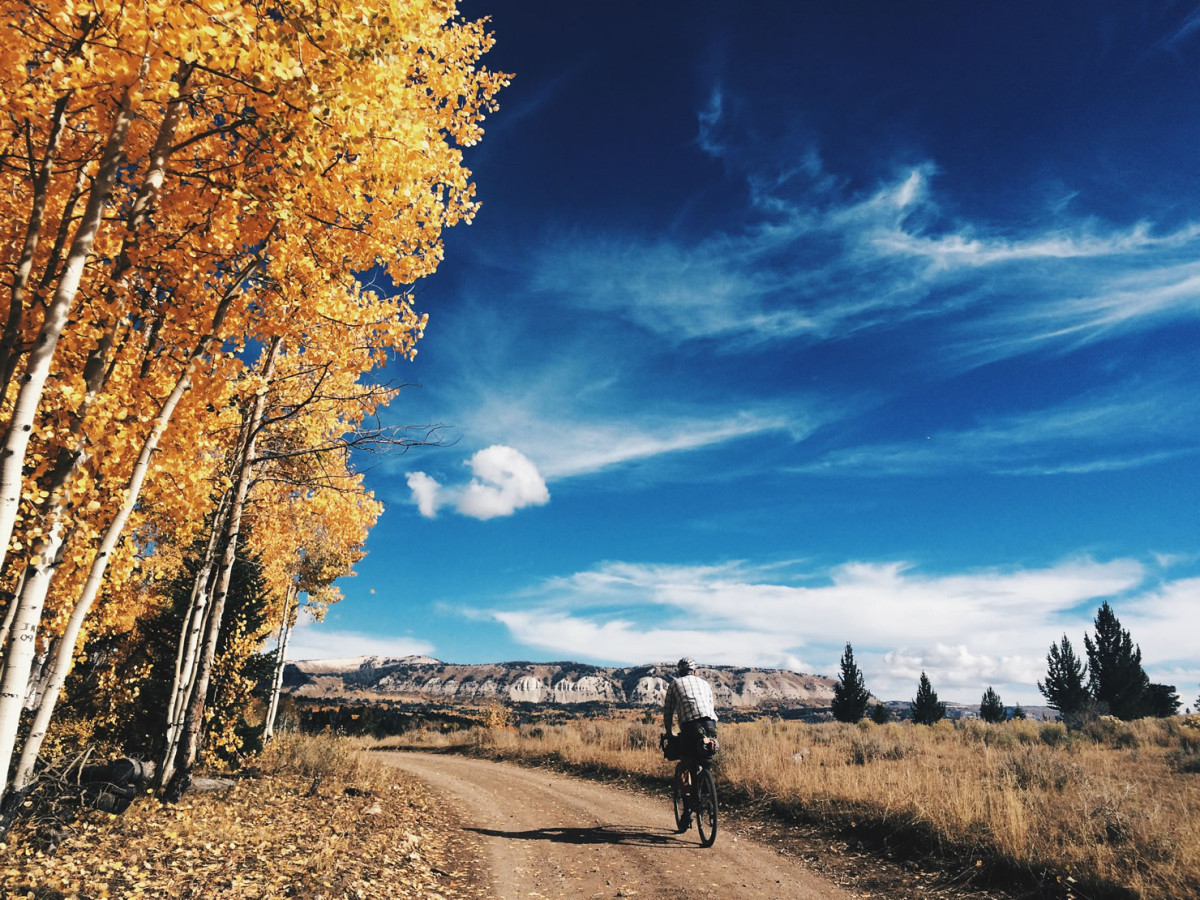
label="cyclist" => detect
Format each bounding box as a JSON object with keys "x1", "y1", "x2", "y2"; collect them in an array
[{"x1": 662, "y1": 657, "x2": 718, "y2": 824}]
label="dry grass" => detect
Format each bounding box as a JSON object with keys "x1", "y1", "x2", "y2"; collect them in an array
[{"x1": 385, "y1": 714, "x2": 1200, "y2": 899}]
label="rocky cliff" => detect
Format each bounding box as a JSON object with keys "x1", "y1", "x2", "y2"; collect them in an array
[{"x1": 284, "y1": 655, "x2": 837, "y2": 709}]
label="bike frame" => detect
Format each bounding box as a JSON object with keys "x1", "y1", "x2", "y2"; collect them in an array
[{"x1": 670, "y1": 749, "x2": 718, "y2": 847}]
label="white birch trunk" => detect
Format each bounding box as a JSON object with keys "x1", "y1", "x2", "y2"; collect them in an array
[
  {"x1": 10, "y1": 355, "x2": 206, "y2": 791},
  {"x1": 150, "y1": 249, "x2": 273, "y2": 791},
  {"x1": 162, "y1": 338, "x2": 281, "y2": 792},
  {"x1": 160, "y1": 489, "x2": 228, "y2": 763},
  {"x1": 0, "y1": 499, "x2": 72, "y2": 797},
  {"x1": 263, "y1": 581, "x2": 298, "y2": 742},
  {"x1": 0, "y1": 94, "x2": 71, "y2": 398},
  {"x1": 158, "y1": 483, "x2": 232, "y2": 788},
  {"x1": 0, "y1": 570, "x2": 26, "y2": 659},
  {"x1": 0, "y1": 95, "x2": 134, "y2": 787},
  {"x1": 0, "y1": 96, "x2": 133, "y2": 580},
  {"x1": 7, "y1": 263, "x2": 255, "y2": 795}
]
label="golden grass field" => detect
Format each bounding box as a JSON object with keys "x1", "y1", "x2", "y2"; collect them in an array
[{"x1": 383, "y1": 711, "x2": 1200, "y2": 900}]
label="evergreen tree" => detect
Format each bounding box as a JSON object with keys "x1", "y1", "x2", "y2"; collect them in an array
[
  {"x1": 870, "y1": 702, "x2": 892, "y2": 724},
  {"x1": 1146, "y1": 683, "x2": 1181, "y2": 718},
  {"x1": 68, "y1": 538, "x2": 275, "y2": 763},
  {"x1": 1037, "y1": 635, "x2": 1090, "y2": 718},
  {"x1": 979, "y1": 686, "x2": 1006, "y2": 723},
  {"x1": 831, "y1": 643, "x2": 872, "y2": 723},
  {"x1": 910, "y1": 672, "x2": 946, "y2": 725},
  {"x1": 1084, "y1": 601, "x2": 1150, "y2": 720},
  {"x1": 1011, "y1": 704, "x2": 1027, "y2": 720}
]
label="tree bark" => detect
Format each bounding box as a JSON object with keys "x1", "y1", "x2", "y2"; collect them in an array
[
  {"x1": 162, "y1": 337, "x2": 281, "y2": 796},
  {"x1": 0, "y1": 91, "x2": 134, "y2": 583},
  {"x1": 0, "y1": 93, "x2": 72, "y2": 402},
  {"x1": 263, "y1": 580, "x2": 297, "y2": 742},
  {"x1": 7, "y1": 258, "x2": 262, "y2": 797}
]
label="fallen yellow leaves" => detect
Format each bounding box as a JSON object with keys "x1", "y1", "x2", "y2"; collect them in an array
[{"x1": 1, "y1": 766, "x2": 488, "y2": 899}]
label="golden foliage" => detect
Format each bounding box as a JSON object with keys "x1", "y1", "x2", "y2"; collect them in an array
[{"x1": 0, "y1": 0, "x2": 507, "y2": 767}]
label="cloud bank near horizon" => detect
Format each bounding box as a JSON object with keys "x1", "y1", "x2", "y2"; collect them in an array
[{"x1": 470, "y1": 555, "x2": 1199, "y2": 703}]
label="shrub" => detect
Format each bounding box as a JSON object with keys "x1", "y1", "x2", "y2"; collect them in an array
[
  {"x1": 1083, "y1": 715, "x2": 1140, "y2": 750},
  {"x1": 1040, "y1": 722, "x2": 1069, "y2": 747}
]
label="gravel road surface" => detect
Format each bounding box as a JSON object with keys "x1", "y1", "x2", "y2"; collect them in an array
[{"x1": 379, "y1": 751, "x2": 853, "y2": 900}]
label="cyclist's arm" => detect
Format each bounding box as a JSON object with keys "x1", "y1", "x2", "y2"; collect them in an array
[{"x1": 663, "y1": 683, "x2": 677, "y2": 735}]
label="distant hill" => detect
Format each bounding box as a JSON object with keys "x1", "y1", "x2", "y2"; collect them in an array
[
  {"x1": 284, "y1": 655, "x2": 1057, "y2": 720},
  {"x1": 284, "y1": 655, "x2": 838, "y2": 710}
]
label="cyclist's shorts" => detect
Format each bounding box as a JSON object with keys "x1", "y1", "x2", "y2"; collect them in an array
[{"x1": 681, "y1": 717, "x2": 719, "y2": 758}]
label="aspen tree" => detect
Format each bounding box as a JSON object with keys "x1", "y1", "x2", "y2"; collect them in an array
[
  {"x1": 263, "y1": 581, "x2": 298, "y2": 742},
  {"x1": 160, "y1": 339, "x2": 281, "y2": 793},
  {"x1": 0, "y1": 0, "x2": 506, "y2": 804}
]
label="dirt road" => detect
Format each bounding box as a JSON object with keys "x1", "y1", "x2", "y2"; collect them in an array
[{"x1": 378, "y1": 751, "x2": 852, "y2": 900}]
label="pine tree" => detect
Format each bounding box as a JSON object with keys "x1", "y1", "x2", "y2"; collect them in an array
[
  {"x1": 1038, "y1": 635, "x2": 1090, "y2": 718},
  {"x1": 1084, "y1": 601, "x2": 1150, "y2": 720},
  {"x1": 910, "y1": 672, "x2": 946, "y2": 725},
  {"x1": 871, "y1": 702, "x2": 892, "y2": 724},
  {"x1": 70, "y1": 541, "x2": 275, "y2": 763},
  {"x1": 831, "y1": 643, "x2": 872, "y2": 723},
  {"x1": 979, "y1": 686, "x2": 1006, "y2": 723},
  {"x1": 1011, "y1": 704, "x2": 1027, "y2": 720},
  {"x1": 1146, "y1": 684, "x2": 1181, "y2": 718}
]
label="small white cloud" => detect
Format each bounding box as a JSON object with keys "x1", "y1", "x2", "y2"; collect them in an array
[
  {"x1": 406, "y1": 471, "x2": 443, "y2": 518},
  {"x1": 457, "y1": 445, "x2": 550, "y2": 519},
  {"x1": 893, "y1": 169, "x2": 925, "y2": 209},
  {"x1": 408, "y1": 446, "x2": 550, "y2": 521}
]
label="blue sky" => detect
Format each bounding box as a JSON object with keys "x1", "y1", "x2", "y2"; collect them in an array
[{"x1": 288, "y1": 1, "x2": 1200, "y2": 706}]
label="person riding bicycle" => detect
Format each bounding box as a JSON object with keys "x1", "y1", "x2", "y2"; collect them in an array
[
  {"x1": 663, "y1": 657, "x2": 718, "y2": 748},
  {"x1": 663, "y1": 657, "x2": 718, "y2": 820}
]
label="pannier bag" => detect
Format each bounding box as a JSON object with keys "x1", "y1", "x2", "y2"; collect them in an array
[
  {"x1": 662, "y1": 734, "x2": 683, "y2": 760},
  {"x1": 661, "y1": 733, "x2": 719, "y2": 760}
]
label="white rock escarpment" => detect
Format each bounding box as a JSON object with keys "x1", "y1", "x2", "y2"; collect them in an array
[{"x1": 287, "y1": 658, "x2": 838, "y2": 709}]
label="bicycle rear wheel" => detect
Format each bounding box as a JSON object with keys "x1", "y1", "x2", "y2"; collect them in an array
[
  {"x1": 671, "y1": 769, "x2": 689, "y2": 833},
  {"x1": 695, "y1": 768, "x2": 718, "y2": 847}
]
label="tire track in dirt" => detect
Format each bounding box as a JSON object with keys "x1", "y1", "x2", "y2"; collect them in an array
[{"x1": 378, "y1": 751, "x2": 852, "y2": 900}]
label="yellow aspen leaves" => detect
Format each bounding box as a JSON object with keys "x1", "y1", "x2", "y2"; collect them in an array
[{"x1": 0, "y1": 0, "x2": 507, "y2": 764}]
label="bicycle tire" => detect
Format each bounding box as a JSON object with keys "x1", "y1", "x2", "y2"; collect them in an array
[
  {"x1": 671, "y1": 769, "x2": 689, "y2": 833},
  {"x1": 695, "y1": 768, "x2": 718, "y2": 847}
]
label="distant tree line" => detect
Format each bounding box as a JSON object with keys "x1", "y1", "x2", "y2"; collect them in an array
[
  {"x1": 295, "y1": 702, "x2": 481, "y2": 738},
  {"x1": 830, "y1": 601, "x2": 1183, "y2": 727}
]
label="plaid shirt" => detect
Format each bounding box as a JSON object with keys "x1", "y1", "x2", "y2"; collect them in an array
[{"x1": 663, "y1": 674, "x2": 717, "y2": 732}]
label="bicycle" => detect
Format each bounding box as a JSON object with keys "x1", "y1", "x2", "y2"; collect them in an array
[{"x1": 661, "y1": 733, "x2": 718, "y2": 847}]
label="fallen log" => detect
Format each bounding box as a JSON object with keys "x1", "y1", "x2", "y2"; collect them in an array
[
  {"x1": 76, "y1": 757, "x2": 155, "y2": 813},
  {"x1": 0, "y1": 754, "x2": 157, "y2": 842}
]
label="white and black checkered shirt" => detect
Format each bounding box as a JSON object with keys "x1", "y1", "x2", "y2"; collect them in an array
[{"x1": 663, "y1": 674, "x2": 717, "y2": 732}]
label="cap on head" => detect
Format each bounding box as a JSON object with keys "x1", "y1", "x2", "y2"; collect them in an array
[{"x1": 677, "y1": 657, "x2": 696, "y2": 676}]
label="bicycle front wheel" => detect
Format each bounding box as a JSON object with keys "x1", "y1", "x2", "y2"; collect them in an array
[
  {"x1": 695, "y1": 768, "x2": 718, "y2": 847},
  {"x1": 671, "y1": 770, "x2": 689, "y2": 833}
]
